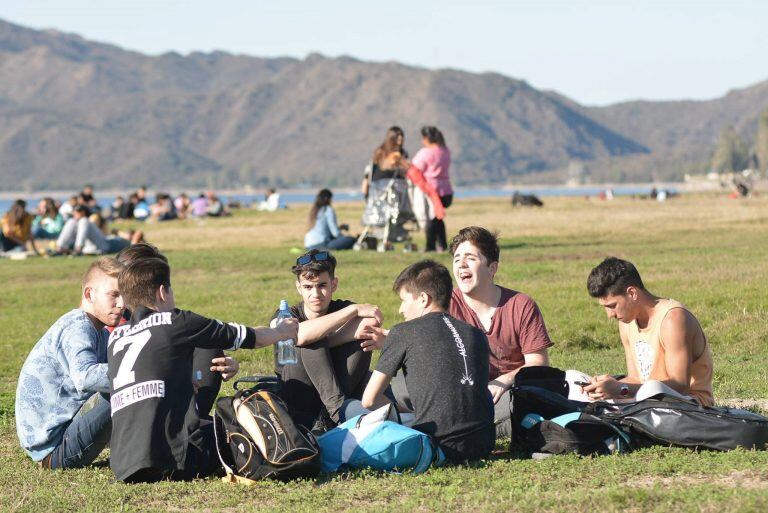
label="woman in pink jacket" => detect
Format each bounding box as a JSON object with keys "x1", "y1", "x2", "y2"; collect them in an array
[{"x1": 410, "y1": 126, "x2": 453, "y2": 252}]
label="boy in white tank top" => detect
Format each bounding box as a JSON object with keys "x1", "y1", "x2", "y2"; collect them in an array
[{"x1": 583, "y1": 257, "x2": 714, "y2": 406}]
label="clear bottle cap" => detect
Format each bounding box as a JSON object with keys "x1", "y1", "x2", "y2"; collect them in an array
[{"x1": 279, "y1": 299, "x2": 289, "y2": 311}]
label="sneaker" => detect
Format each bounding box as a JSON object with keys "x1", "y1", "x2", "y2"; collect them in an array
[{"x1": 310, "y1": 409, "x2": 337, "y2": 436}]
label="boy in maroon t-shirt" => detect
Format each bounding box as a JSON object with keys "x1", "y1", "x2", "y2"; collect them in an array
[{"x1": 448, "y1": 226, "x2": 553, "y2": 438}]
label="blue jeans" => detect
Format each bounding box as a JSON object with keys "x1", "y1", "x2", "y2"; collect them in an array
[
  {"x1": 338, "y1": 399, "x2": 370, "y2": 423},
  {"x1": 307, "y1": 236, "x2": 357, "y2": 251},
  {"x1": 47, "y1": 393, "x2": 112, "y2": 469},
  {"x1": 337, "y1": 383, "x2": 400, "y2": 423}
]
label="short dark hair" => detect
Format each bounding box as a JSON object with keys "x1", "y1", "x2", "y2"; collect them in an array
[
  {"x1": 291, "y1": 249, "x2": 337, "y2": 280},
  {"x1": 119, "y1": 257, "x2": 171, "y2": 311},
  {"x1": 449, "y1": 226, "x2": 500, "y2": 264},
  {"x1": 420, "y1": 126, "x2": 446, "y2": 147},
  {"x1": 116, "y1": 242, "x2": 167, "y2": 266},
  {"x1": 587, "y1": 257, "x2": 646, "y2": 298},
  {"x1": 392, "y1": 260, "x2": 452, "y2": 310}
]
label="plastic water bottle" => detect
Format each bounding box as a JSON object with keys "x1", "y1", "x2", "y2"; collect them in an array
[{"x1": 276, "y1": 299, "x2": 297, "y2": 365}]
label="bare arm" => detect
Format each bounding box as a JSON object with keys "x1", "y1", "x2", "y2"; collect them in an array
[
  {"x1": 361, "y1": 370, "x2": 393, "y2": 409},
  {"x1": 657, "y1": 308, "x2": 694, "y2": 393},
  {"x1": 488, "y1": 348, "x2": 549, "y2": 404},
  {"x1": 296, "y1": 305, "x2": 358, "y2": 346},
  {"x1": 252, "y1": 319, "x2": 299, "y2": 348},
  {"x1": 618, "y1": 322, "x2": 642, "y2": 383},
  {"x1": 327, "y1": 316, "x2": 381, "y2": 348},
  {"x1": 296, "y1": 304, "x2": 382, "y2": 347}
]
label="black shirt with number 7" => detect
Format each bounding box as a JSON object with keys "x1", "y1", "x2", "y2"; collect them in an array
[{"x1": 107, "y1": 306, "x2": 256, "y2": 482}]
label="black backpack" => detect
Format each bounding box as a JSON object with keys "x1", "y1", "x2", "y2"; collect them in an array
[
  {"x1": 511, "y1": 367, "x2": 631, "y2": 457},
  {"x1": 213, "y1": 376, "x2": 321, "y2": 483},
  {"x1": 597, "y1": 394, "x2": 768, "y2": 451}
]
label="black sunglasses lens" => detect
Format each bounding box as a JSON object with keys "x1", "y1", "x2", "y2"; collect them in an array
[{"x1": 297, "y1": 251, "x2": 329, "y2": 266}]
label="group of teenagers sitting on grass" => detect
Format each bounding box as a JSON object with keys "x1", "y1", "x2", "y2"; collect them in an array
[{"x1": 15, "y1": 225, "x2": 714, "y2": 482}]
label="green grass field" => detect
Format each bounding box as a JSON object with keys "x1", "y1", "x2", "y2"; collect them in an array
[{"x1": 1, "y1": 193, "x2": 767, "y2": 512}]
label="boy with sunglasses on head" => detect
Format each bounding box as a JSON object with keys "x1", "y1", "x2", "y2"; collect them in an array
[{"x1": 274, "y1": 249, "x2": 385, "y2": 431}]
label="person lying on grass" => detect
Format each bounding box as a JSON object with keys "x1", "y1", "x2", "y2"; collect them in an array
[
  {"x1": 273, "y1": 249, "x2": 385, "y2": 433},
  {"x1": 16, "y1": 257, "x2": 123, "y2": 470},
  {"x1": 108, "y1": 256, "x2": 298, "y2": 483},
  {"x1": 356, "y1": 259, "x2": 495, "y2": 463},
  {"x1": 583, "y1": 257, "x2": 714, "y2": 406}
]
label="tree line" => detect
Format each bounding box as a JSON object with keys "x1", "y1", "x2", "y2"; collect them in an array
[{"x1": 711, "y1": 107, "x2": 768, "y2": 174}]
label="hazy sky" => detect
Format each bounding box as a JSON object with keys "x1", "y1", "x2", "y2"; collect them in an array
[{"x1": 3, "y1": 0, "x2": 766, "y2": 105}]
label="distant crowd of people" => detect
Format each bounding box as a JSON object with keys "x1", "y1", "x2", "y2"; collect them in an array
[
  {"x1": 0, "y1": 184, "x2": 281, "y2": 257},
  {"x1": 107, "y1": 186, "x2": 232, "y2": 222},
  {"x1": 0, "y1": 187, "x2": 145, "y2": 257}
]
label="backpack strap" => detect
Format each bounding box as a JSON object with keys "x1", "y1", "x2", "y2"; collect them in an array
[
  {"x1": 521, "y1": 411, "x2": 632, "y2": 449},
  {"x1": 233, "y1": 375, "x2": 280, "y2": 392}
]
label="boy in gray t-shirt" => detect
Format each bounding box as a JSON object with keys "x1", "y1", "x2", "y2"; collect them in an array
[{"x1": 362, "y1": 260, "x2": 494, "y2": 462}]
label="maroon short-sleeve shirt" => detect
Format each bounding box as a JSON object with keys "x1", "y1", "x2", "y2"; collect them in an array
[{"x1": 449, "y1": 287, "x2": 553, "y2": 380}]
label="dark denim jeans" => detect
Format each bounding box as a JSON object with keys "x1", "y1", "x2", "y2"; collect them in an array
[{"x1": 47, "y1": 392, "x2": 112, "y2": 469}]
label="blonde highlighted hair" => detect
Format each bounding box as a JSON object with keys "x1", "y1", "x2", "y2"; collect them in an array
[{"x1": 82, "y1": 256, "x2": 124, "y2": 289}]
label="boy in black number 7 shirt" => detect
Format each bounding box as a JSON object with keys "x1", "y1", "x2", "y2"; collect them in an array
[{"x1": 108, "y1": 257, "x2": 298, "y2": 482}]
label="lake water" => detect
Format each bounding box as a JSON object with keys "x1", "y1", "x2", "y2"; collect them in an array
[{"x1": 0, "y1": 185, "x2": 668, "y2": 214}]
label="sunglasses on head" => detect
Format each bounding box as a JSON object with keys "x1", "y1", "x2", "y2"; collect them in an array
[{"x1": 296, "y1": 251, "x2": 330, "y2": 266}]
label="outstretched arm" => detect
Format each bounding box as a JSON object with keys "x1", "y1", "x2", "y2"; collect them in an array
[
  {"x1": 251, "y1": 319, "x2": 299, "y2": 348},
  {"x1": 296, "y1": 304, "x2": 382, "y2": 347}
]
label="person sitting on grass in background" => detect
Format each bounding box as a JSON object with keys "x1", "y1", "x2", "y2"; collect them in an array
[
  {"x1": 206, "y1": 191, "x2": 228, "y2": 217},
  {"x1": 359, "y1": 260, "x2": 495, "y2": 463},
  {"x1": 16, "y1": 257, "x2": 124, "y2": 469},
  {"x1": 59, "y1": 195, "x2": 78, "y2": 220},
  {"x1": 174, "y1": 193, "x2": 191, "y2": 219},
  {"x1": 149, "y1": 193, "x2": 177, "y2": 222},
  {"x1": 108, "y1": 256, "x2": 298, "y2": 482},
  {"x1": 304, "y1": 189, "x2": 356, "y2": 251},
  {"x1": 1, "y1": 199, "x2": 38, "y2": 254},
  {"x1": 258, "y1": 188, "x2": 282, "y2": 211},
  {"x1": 584, "y1": 257, "x2": 714, "y2": 406},
  {"x1": 114, "y1": 242, "x2": 239, "y2": 417},
  {"x1": 274, "y1": 249, "x2": 385, "y2": 432},
  {"x1": 32, "y1": 198, "x2": 65, "y2": 241},
  {"x1": 448, "y1": 226, "x2": 553, "y2": 438},
  {"x1": 56, "y1": 205, "x2": 141, "y2": 255}
]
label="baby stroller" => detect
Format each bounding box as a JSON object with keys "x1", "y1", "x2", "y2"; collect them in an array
[{"x1": 355, "y1": 165, "x2": 419, "y2": 252}]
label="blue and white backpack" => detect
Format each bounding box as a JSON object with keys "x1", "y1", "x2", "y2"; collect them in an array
[{"x1": 318, "y1": 404, "x2": 445, "y2": 474}]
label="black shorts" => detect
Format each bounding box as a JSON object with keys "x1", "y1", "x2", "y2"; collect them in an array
[{"x1": 122, "y1": 423, "x2": 221, "y2": 483}]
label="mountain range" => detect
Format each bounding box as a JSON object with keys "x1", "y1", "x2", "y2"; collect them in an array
[{"x1": 1, "y1": 18, "x2": 766, "y2": 191}]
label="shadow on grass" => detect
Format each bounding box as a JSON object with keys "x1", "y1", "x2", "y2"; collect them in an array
[
  {"x1": 310, "y1": 446, "x2": 528, "y2": 486},
  {"x1": 527, "y1": 240, "x2": 606, "y2": 249}
]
